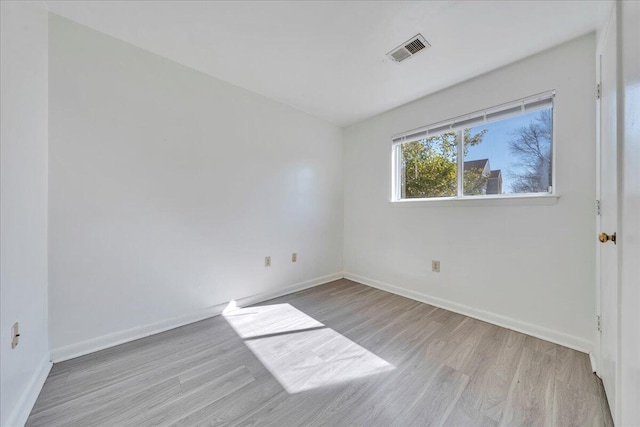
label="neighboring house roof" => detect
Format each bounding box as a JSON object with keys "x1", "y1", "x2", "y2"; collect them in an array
[
  {"x1": 463, "y1": 159, "x2": 489, "y2": 171},
  {"x1": 464, "y1": 158, "x2": 491, "y2": 179},
  {"x1": 463, "y1": 159, "x2": 502, "y2": 194},
  {"x1": 487, "y1": 169, "x2": 502, "y2": 195}
]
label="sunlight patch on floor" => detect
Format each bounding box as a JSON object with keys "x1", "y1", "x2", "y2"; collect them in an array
[{"x1": 223, "y1": 303, "x2": 394, "y2": 393}]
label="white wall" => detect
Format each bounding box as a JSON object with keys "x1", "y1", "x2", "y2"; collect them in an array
[
  {"x1": 48, "y1": 15, "x2": 343, "y2": 361},
  {"x1": 619, "y1": 1, "x2": 640, "y2": 424},
  {"x1": 0, "y1": 2, "x2": 51, "y2": 426},
  {"x1": 343, "y1": 34, "x2": 596, "y2": 352}
]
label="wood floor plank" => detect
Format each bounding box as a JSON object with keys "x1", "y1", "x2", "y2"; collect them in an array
[
  {"x1": 444, "y1": 402, "x2": 500, "y2": 427},
  {"x1": 597, "y1": 377, "x2": 615, "y2": 427},
  {"x1": 26, "y1": 377, "x2": 182, "y2": 427},
  {"x1": 553, "y1": 380, "x2": 605, "y2": 427},
  {"x1": 124, "y1": 366, "x2": 256, "y2": 426},
  {"x1": 31, "y1": 335, "x2": 245, "y2": 415},
  {"x1": 396, "y1": 364, "x2": 470, "y2": 427},
  {"x1": 554, "y1": 345, "x2": 601, "y2": 396},
  {"x1": 173, "y1": 376, "x2": 284, "y2": 426},
  {"x1": 307, "y1": 334, "x2": 450, "y2": 426},
  {"x1": 483, "y1": 330, "x2": 528, "y2": 422},
  {"x1": 499, "y1": 347, "x2": 555, "y2": 427},
  {"x1": 444, "y1": 323, "x2": 510, "y2": 423},
  {"x1": 27, "y1": 279, "x2": 613, "y2": 427}
]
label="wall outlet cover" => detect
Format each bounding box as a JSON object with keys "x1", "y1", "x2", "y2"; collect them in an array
[{"x1": 432, "y1": 260, "x2": 441, "y2": 273}]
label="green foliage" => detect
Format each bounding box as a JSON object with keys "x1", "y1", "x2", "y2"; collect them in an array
[
  {"x1": 401, "y1": 129, "x2": 488, "y2": 198},
  {"x1": 463, "y1": 167, "x2": 489, "y2": 196},
  {"x1": 401, "y1": 133, "x2": 456, "y2": 198}
]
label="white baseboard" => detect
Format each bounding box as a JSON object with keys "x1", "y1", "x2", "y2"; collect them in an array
[
  {"x1": 4, "y1": 354, "x2": 52, "y2": 427},
  {"x1": 233, "y1": 272, "x2": 343, "y2": 308},
  {"x1": 344, "y1": 272, "x2": 593, "y2": 354},
  {"x1": 51, "y1": 272, "x2": 344, "y2": 362}
]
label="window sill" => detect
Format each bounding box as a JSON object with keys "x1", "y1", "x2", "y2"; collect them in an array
[{"x1": 389, "y1": 194, "x2": 559, "y2": 207}]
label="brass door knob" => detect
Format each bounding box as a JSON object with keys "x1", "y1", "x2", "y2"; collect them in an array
[{"x1": 599, "y1": 232, "x2": 616, "y2": 244}]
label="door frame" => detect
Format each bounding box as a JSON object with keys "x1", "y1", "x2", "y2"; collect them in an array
[
  {"x1": 594, "y1": 45, "x2": 602, "y2": 378},
  {"x1": 594, "y1": 2, "x2": 615, "y2": 378},
  {"x1": 594, "y1": 1, "x2": 620, "y2": 421}
]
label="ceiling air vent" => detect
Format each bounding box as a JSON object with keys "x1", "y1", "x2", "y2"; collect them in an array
[{"x1": 387, "y1": 34, "x2": 430, "y2": 63}]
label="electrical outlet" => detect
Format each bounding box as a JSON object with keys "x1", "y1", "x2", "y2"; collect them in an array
[
  {"x1": 432, "y1": 260, "x2": 440, "y2": 273},
  {"x1": 292, "y1": 253, "x2": 297, "y2": 262},
  {"x1": 265, "y1": 256, "x2": 271, "y2": 267},
  {"x1": 11, "y1": 322, "x2": 19, "y2": 349}
]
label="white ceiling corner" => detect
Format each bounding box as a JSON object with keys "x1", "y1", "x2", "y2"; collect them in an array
[{"x1": 44, "y1": 0, "x2": 612, "y2": 127}]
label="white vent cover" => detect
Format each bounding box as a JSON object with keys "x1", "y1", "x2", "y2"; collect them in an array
[{"x1": 387, "y1": 34, "x2": 430, "y2": 63}]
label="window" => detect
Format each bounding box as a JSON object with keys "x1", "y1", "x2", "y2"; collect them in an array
[{"x1": 392, "y1": 92, "x2": 555, "y2": 201}]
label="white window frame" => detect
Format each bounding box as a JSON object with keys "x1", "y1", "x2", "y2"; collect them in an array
[{"x1": 391, "y1": 91, "x2": 558, "y2": 206}]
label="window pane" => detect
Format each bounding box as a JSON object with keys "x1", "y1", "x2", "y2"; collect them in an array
[
  {"x1": 463, "y1": 108, "x2": 552, "y2": 196},
  {"x1": 400, "y1": 132, "x2": 458, "y2": 199}
]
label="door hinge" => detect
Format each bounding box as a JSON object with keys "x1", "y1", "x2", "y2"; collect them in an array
[
  {"x1": 597, "y1": 315, "x2": 602, "y2": 333},
  {"x1": 596, "y1": 83, "x2": 602, "y2": 99},
  {"x1": 596, "y1": 199, "x2": 601, "y2": 216}
]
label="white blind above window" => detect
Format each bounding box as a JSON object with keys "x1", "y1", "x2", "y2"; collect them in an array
[{"x1": 392, "y1": 90, "x2": 555, "y2": 144}]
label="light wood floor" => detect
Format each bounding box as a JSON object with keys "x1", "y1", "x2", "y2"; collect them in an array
[{"x1": 28, "y1": 279, "x2": 613, "y2": 426}]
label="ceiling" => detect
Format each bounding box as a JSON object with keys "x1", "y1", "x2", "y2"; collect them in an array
[{"x1": 44, "y1": 1, "x2": 612, "y2": 127}]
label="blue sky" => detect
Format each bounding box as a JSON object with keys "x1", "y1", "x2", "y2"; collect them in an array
[{"x1": 465, "y1": 110, "x2": 547, "y2": 193}]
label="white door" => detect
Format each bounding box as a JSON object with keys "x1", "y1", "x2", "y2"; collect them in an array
[{"x1": 597, "y1": 8, "x2": 619, "y2": 422}]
